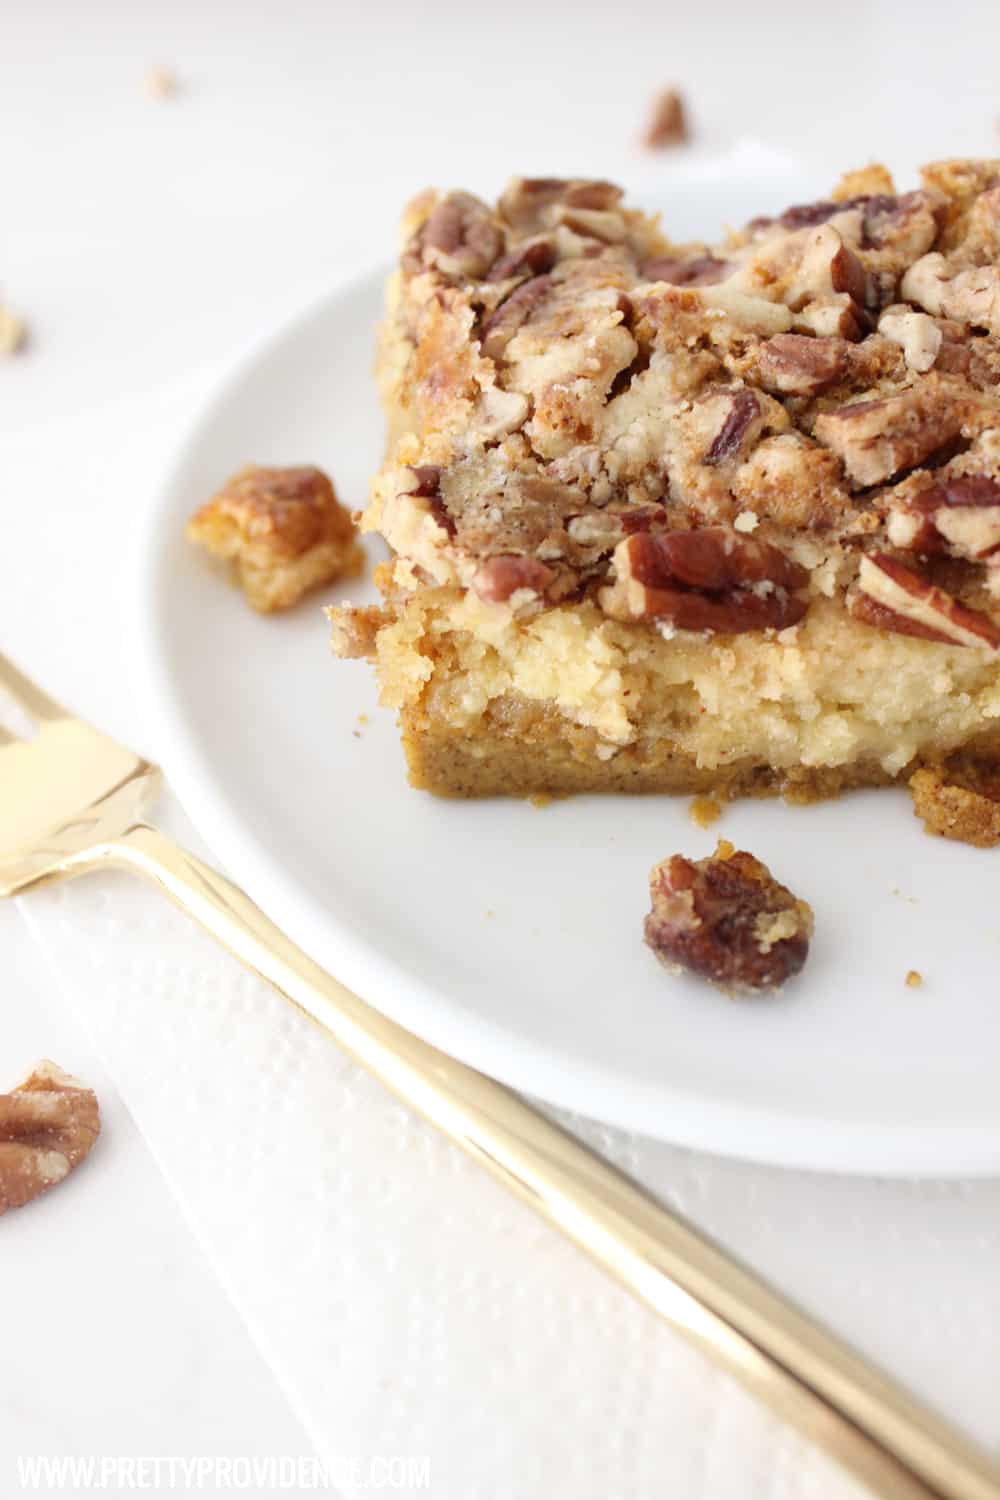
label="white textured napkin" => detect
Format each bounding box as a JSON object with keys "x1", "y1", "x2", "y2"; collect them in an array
[{"x1": 5, "y1": 364, "x2": 1000, "y2": 1500}]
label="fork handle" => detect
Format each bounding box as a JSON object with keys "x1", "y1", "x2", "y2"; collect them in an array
[{"x1": 100, "y1": 820, "x2": 1000, "y2": 1500}]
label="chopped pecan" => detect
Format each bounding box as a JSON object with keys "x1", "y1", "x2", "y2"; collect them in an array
[
  {"x1": 860, "y1": 191, "x2": 942, "y2": 255},
  {"x1": 498, "y1": 177, "x2": 623, "y2": 233},
  {"x1": 0, "y1": 1062, "x2": 100, "y2": 1215},
  {"x1": 480, "y1": 273, "x2": 553, "y2": 360},
  {"x1": 813, "y1": 384, "x2": 965, "y2": 487},
  {"x1": 644, "y1": 842, "x2": 813, "y2": 992},
  {"x1": 486, "y1": 237, "x2": 557, "y2": 283},
  {"x1": 793, "y1": 295, "x2": 866, "y2": 341},
  {"x1": 877, "y1": 305, "x2": 942, "y2": 372},
  {"x1": 909, "y1": 761, "x2": 1000, "y2": 848},
  {"x1": 416, "y1": 191, "x2": 504, "y2": 279},
  {"x1": 472, "y1": 554, "x2": 554, "y2": 603},
  {"x1": 902, "y1": 252, "x2": 1000, "y2": 336},
  {"x1": 642, "y1": 87, "x2": 689, "y2": 149},
  {"x1": 642, "y1": 254, "x2": 731, "y2": 286},
  {"x1": 848, "y1": 553, "x2": 1000, "y2": 648},
  {"x1": 757, "y1": 333, "x2": 849, "y2": 395},
  {"x1": 599, "y1": 528, "x2": 808, "y2": 632},
  {"x1": 887, "y1": 475, "x2": 1000, "y2": 559},
  {"x1": 787, "y1": 224, "x2": 867, "y2": 312},
  {"x1": 704, "y1": 390, "x2": 761, "y2": 465}
]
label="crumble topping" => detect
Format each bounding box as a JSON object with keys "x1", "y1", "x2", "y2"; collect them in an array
[
  {"x1": 360, "y1": 161, "x2": 1000, "y2": 654},
  {"x1": 187, "y1": 464, "x2": 363, "y2": 612}
]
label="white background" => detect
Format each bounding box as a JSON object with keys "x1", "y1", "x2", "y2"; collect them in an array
[{"x1": 3, "y1": 3, "x2": 1000, "y2": 1498}]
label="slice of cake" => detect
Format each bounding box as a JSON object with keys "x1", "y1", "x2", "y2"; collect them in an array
[{"x1": 331, "y1": 163, "x2": 1000, "y2": 800}]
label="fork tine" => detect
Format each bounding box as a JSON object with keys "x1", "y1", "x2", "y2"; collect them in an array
[{"x1": 0, "y1": 653, "x2": 69, "y2": 724}]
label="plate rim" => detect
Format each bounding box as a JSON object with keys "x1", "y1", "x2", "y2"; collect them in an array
[{"x1": 131, "y1": 267, "x2": 1000, "y2": 1180}]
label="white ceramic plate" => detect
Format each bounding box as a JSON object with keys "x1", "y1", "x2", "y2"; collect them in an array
[{"x1": 136, "y1": 155, "x2": 1000, "y2": 1176}]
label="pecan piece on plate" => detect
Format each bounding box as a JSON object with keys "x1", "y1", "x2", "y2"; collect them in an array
[
  {"x1": 0, "y1": 1062, "x2": 100, "y2": 1215},
  {"x1": 848, "y1": 553, "x2": 1000, "y2": 649},
  {"x1": 642, "y1": 87, "x2": 689, "y2": 149},
  {"x1": 909, "y1": 761, "x2": 1000, "y2": 848},
  {"x1": 644, "y1": 841, "x2": 813, "y2": 993},
  {"x1": 598, "y1": 527, "x2": 808, "y2": 633}
]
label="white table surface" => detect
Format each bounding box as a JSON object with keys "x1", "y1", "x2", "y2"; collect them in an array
[{"x1": 4, "y1": 3, "x2": 1000, "y2": 1497}]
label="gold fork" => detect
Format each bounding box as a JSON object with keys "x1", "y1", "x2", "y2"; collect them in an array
[{"x1": 2, "y1": 649, "x2": 998, "y2": 1500}]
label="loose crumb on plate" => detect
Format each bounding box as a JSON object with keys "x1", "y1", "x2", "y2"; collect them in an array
[
  {"x1": 905, "y1": 969, "x2": 924, "y2": 989},
  {"x1": 0, "y1": 305, "x2": 27, "y2": 355},
  {"x1": 689, "y1": 795, "x2": 722, "y2": 829},
  {"x1": 144, "y1": 64, "x2": 179, "y2": 100}
]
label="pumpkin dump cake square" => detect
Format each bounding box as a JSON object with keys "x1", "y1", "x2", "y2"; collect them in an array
[{"x1": 330, "y1": 163, "x2": 1000, "y2": 799}]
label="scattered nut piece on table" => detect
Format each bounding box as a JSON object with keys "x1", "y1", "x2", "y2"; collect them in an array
[
  {"x1": 644, "y1": 840, "x2": 813, "y2": 993},
  {"x1": 905, "y1": 970, "x2": 924, "y2": 989},
  {"x1": 144, "y1": 65, "x2": 179, "y2": 100},
  {"x1": 909, "y1": 760, "x2": 1000, "y2": 847},
  {"x1": 0, "y1": 1062, "x2": 101, "y2": 1215},
  {"x1": 187, "y1": 464, "x2": 363, "y2": 612},
  {"x1": 643, "y1": 88, "x2": 689, "y2": 149},
  {"x1": 0, "y1": 304, "x2": 27, "y2": 355}
]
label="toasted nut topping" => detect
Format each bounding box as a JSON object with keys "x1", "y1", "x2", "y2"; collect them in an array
[
  {"x1": 813, "y1": 384, "x2": 965, "y2": 487},
  {"x1": 887, "y1": 476, "x2": 1000, "y2": 559},
  {"x1": 599, "y1": 528, "x2": 807, "y2": 632},
  {"x1": 704, "y1": 390, "x2": 761, "y2": 465},
  {"x1": 498, "y1": 178, "x2": 623, "y2": 232},
  {"x1": 849, "y1": 553, "x2": 1000, "y2": 649},
  {"x1": 877, "y1": 305, "x2": 943, "y2": 372},
  {"x1": 486, "y1": 238, "x2": 556, "y2": 283},
  {"x1": 409, "y1": 191, "x2": 503, "y2": 280},
  {"x1": 757, "y1": 333, "x2": 849, "y2": 395},
  {"x1": 642, "y1": 254, "x2": 731, "y2": 286},
  {"x1": 644, "y1": 842, "x2": 813, "y2": 992},
  {"x1": 642, "y1": 88, "x2": 689, "y2": 149},
  {"x1": 472, "y1": 554, "x2": 554, "y2": 603},
  {"x1": 480, "y1": 273, "x2": 553, "y2": 360},
  {"x1": 902, "y1": 252, "x2": 1000, "y2": 336},
  {"x1": 0, "y1": 1063, "x2": 100, "y2": 1215},
  {"x1": 910, "y1": 761, "x2": 1000, "y2": 847}
]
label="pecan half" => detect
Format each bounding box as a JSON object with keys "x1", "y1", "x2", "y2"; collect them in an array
[
  {"x1": 813, "y1": 384, "x2": 965, "y2": 487},
  {"x1": 642, "y1": 254, "x2": 731, "y2": 286},
  {"x1": 704, "y1": 390, "x2": 761, "y2": 465},
  {"x1": 757, "y1": 333, "x2": 849, "y2": 395},
  {"x1": 0, "y1": 1062, "x2": 100, "y2": 1215},
  {"x1": 887, "y1": 476, "x2": 1000, "y2": 559},
  {"x1": 486, "y1": 237, "x2": 557, "y2": 283},
  {"x1": 599, "y1": 528, "x2": 808, "y2": 632},
  {"x1": 848, "y1": 553, "x2": 1000, "y2": 649},
  {"x1": 472, "y1": 554, "x2": 554, "y2": 603},
  {"x1": 498, "y1": 178, "x2": 623, "y2": 233},
  {"x1": 910, "y1": 761, "x2": 1000, "y2": 848},
  {"x1": 644, "y1": 842, "x2": 813, "y2": 992},
  {"x1": 480, "y1": 273, "x2": 553, "y2": 360},
  {"x1": 408, "y1": 191, "x2": 503, "y2": 280}
]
